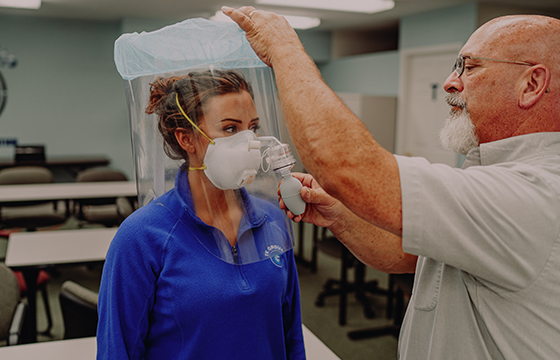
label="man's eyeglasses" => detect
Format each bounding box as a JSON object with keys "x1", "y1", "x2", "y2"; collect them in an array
[{"x1": 453, "y1": 54, "x2": 534, "y2": 78}]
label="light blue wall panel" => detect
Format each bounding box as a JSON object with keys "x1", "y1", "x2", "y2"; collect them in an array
[
  {"x1": 0, "y1": 15, "x2": 134, "y2": 178},
  {"x1": 399, "y1": 3, "x2": 478, "y2": 49},
  {"x1": 318, "y1": 51, "x2": 399, "y2": 96},
  {"x1": 296, "y1": 29, "x2": 332, "y2": 64}
]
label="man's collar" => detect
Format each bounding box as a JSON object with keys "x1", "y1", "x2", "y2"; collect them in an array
[{"x1": 463, "y1": 132, "x2": 560, "y2": 168}]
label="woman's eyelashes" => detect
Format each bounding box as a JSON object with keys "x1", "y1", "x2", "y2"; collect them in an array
[{"x1": 222, "y1": 123, "x2": 260, "y2": 134}]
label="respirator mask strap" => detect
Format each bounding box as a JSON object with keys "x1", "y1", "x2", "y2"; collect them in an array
[
  {"x1": 176, "y1": 92, "x2": 216, "y2": 171},
  {"x1": 189, "y1": 164, "x2": 207, "y2": 171},
  {"x1": 176, "y1": 92, "x2": 215, "y2": 145}
]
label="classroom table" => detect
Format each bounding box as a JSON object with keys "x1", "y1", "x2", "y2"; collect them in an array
[
  {"x1": 0, "y1": 325, "x2": 340, "y2": 359},
  {"x1": 0, "y1": 181, "x2": 137, "y2": 203},
  {"x1": 5, "y1": 228, "x2": 118, "y2": 344},
  {"x1": 0, "y1": 181, "x2": 137, "y2": 217}
]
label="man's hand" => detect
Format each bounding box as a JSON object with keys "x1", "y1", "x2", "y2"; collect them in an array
[
  {"x1": 279, "y1": 173, "x2": 345, "y2": 229},
  {"x1": 221, "y1": 6, "x2": 305, "y2": 68}
]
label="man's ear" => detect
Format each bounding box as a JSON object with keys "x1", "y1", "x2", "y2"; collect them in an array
[
  {"x1": 175, "y1": 128, "x2": 196, "y2": 153},
  {"x1": 519, "y1": 65, "x2": 550, "y2": 109}
]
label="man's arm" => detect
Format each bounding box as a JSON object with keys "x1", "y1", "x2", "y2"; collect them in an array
[
  {"x1": 281, "y1": 173, "x2": 417, "y2": 273},
  {"x1": 332, "y1": 203, "x2": 417, "y2": 274},
  {"x1": 223, "y1": 6, "x2": 403, "y2": 237}
]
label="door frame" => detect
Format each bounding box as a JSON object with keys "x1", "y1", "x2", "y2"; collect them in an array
[{"x1": 395, "y1": 43, "x2": 463, "y2": 157}]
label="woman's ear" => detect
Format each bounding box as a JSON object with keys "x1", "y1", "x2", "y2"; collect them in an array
[
  {"x1": 519, "y1": 65, "x2": 550, "y2": 109},
  {"x1": 175, "y1": 128, "x2": 196, "y2": 153}
]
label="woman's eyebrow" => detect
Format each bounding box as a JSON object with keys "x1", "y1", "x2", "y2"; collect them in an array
[
  {"x1": 218, "y1": 117, "x2": 260, "y2": 123},
  {"x1": 219, "y1": 118, "x2": 242, "y2": 123}
]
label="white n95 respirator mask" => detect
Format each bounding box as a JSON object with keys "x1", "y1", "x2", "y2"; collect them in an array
[{"x1": 203, "y1": 130, "x2": 261, "y2": 190}]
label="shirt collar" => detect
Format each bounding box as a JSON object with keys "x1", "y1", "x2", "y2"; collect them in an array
[
  {"x1": 174, "y1": 166, "x2": 267, "y2": 229},
  {"x1": 463, "y1": 132, "x2": 560, "y2": 169}
]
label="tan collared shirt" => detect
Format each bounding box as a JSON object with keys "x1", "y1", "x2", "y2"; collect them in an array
[{"x1": 396, "y1": 132, "x2": 560, "y2": 359}]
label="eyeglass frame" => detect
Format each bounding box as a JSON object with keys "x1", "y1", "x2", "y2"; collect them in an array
[{"x1": 453, "y1": 54, "x2": 535, "y2": 78}]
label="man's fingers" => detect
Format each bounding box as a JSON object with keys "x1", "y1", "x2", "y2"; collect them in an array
[
  {"x1": 301, "y1": 186, "x2": 318, "y2": 204},
  {"x1": 221, "y1": 6, "x2": 256, "y2": 32}
]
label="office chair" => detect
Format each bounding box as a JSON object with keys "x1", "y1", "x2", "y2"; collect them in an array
[
  {"x1": 348, "y1": 273, "x2": 414, "y2": 340},
  {"x1": 0, "y1": 166, "x2": 68, "y2": 230},
  {"x1": 0, "y1": 263, "x2": 27, "y2": 346},
  {"x1": 59, "y1": 280, "x2": 98, "y2": 339},
  {"x1": 13, "y1": 269, "x2": 53, "y2": 336},
  {"x1": 0, "y1": 229, "x2": 54, "y2": 337},
  {"x1": 314, "y1": 226, "x2": 388, "y2": 326},
  {"x1": 74, "y1": 167, "x2": 134, "y2": 227}
]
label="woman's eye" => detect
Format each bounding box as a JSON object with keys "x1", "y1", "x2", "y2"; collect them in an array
[
  {"x1": 224, "y1": 126, "x2": 237, "y2": 134},
  {"x1": 251, "y1": 125, "x2": 261, "y2": 133}
]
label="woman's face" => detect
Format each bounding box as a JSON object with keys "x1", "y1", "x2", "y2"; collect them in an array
[
  {"x1": 199, "y1": 90, "x2": 260, "y2": 139},
  {"x1": 188, "y1": 90, "x2": 260, "y2": 167}
]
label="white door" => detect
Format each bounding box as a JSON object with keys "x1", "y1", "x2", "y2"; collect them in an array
[{"x1": 396, "y1": 45, "x2": 462, "y2": 167}]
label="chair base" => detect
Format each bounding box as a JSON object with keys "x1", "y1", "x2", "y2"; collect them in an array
[
  {"x1": 347, "y1": 274, "x2": 414, "y2": 341},
  {"x1": 315, "y1": 278, "x2": 382, "y2": 319},
  {"x1": 315, "y1": 232, "x2": 389, "y2": 326}
]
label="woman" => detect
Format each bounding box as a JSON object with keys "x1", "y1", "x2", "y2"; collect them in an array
[{"x1": 97, "y1": 69, "x2": 305, "y2": 360}]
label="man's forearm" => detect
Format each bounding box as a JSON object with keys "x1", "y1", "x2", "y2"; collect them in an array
[{"x1": 328, "y1": 202, "x2": 417, "y2": 273}]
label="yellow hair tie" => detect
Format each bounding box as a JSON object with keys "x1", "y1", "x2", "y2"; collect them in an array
[
  {"x1": 188, "y1": 164, "x2": 207, "y2": 171},
  {"x1": 175, "y1": 93, "x2": 215, "y2": 145}
]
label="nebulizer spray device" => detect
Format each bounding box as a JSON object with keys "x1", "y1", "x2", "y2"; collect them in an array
[{"x1": 249, "y1": 137, "x2": 306, "y2": 215}]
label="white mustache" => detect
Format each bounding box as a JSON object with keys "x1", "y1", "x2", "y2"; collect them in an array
[{"x1": 445, "y1": 93, "x2": 467, "y2": 109}]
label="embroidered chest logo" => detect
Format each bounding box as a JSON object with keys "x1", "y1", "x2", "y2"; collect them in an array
[{"x1": 265, "y1": 244, "x2": 284, "y2": 268}]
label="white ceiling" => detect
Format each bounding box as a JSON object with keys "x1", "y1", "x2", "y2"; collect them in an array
[{"x1": 1, "y1": 0, "x2": 560, "y2": 31}]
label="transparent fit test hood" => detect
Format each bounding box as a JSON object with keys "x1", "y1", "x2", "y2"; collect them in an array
[
  {"x1": 114, "y1": 18, "x2": 300, "y2": 264},
  {"x1": 115, "y1": 19, "x2": 285, "y2": 206}
]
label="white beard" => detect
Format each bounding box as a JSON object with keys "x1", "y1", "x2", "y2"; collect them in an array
[{"x1": 439, "y1": 93, "x2": 479, "y2": 155}]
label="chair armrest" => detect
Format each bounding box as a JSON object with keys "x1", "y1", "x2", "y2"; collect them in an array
[{"x1": 8, "y1": 302, "x2": 26, "y2": 346}]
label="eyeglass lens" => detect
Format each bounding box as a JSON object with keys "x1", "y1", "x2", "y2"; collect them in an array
[{"x1": 453, "y1": 56, "x2": 464, "y2": 77}]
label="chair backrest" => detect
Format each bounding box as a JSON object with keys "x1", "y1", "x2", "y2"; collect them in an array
[
  {"x1": 59, "y1": 280, "x2": 99, "y2": 339},
  {"x1": 0, "y1": 264, "x2": 20, "y2": 340},
  {"x1": 76, "y1": 168, "x2": 128, "y2": 208},
  {"x1": 76, "y1": 167, "x2": 127, "y2": 183},
  {"x1": 0, "y1": 166, "x2": 54, "y2": 185}
]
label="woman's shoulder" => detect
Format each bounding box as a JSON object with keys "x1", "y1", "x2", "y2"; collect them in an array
[{"x1": 113, "y1": 192, "x2": 182, "y2": 249}]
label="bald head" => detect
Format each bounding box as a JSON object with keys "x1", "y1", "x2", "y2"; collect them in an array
[{"x1": 471, "y1": 15, "x2": 560, "y2": 73}]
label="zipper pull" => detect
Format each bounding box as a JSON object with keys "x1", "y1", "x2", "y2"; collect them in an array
[{"x1": 232, "y1": 245, "x2": 239, "y2": 264}]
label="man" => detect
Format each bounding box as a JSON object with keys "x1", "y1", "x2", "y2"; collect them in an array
[{"x1": 223, "y1": 7, "x2": 560, "y2": 359}]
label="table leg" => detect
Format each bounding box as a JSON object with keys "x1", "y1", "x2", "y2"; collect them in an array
[{"x1": 21, "y1": 268, "x2": 39, "y2": 344}]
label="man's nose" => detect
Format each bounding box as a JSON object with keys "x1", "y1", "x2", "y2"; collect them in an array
[{"x1": 443, "y1": 71, "x2": 463, "y2": 93}]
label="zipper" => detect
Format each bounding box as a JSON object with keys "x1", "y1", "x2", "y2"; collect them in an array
[{"x1": 231, "y1": 245, "x2": 250, "y2": 290}]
